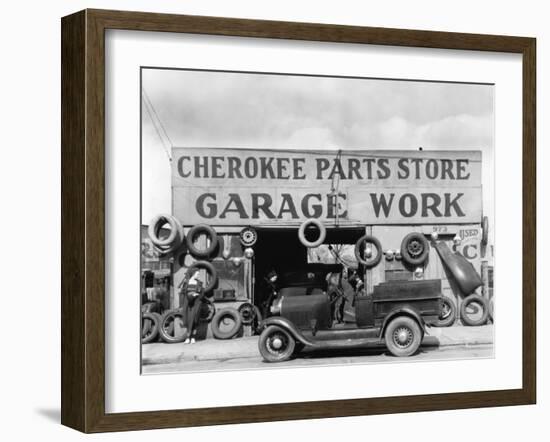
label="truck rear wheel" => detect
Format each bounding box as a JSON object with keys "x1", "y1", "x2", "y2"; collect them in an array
[
  {"x1": 384, "y1": 316, "x2": 423, "y2": 357},
  {"x1": 259, "y1": 325, "x2": 296, "y2": 362}
]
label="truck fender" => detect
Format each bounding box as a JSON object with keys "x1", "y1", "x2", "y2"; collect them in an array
[
  {"x1": 259, "y1": 317, "x2": 314, "y2": 346},
  {"x1": 379, "y1": 307, "x2": 426, "y2": 339}
]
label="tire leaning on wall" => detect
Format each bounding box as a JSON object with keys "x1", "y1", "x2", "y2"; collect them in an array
[
  {"x1": 141, "y1": 312, "x2": 160, "y2": 344},
  {"x1": 435, "y1": 297, "x2": 457, "y2": 327},
  {"x1": 460, "y1": 294, "x2": 489, "y2": 326},
  {"x1": 238, "y1": 302, "x2": 254, "y2": 325},
  {"x1": 158, "y1": 309, "x2": 188, "y2": 343},
  {"x1": 211, "y1": 308, "x2": 243, "y2": 340}
]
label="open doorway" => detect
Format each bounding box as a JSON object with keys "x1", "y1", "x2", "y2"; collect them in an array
[{"x1": 252, "y1": 227, "x2": 365, "y2": 312}]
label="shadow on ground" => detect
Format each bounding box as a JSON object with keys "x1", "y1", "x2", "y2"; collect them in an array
[
  {"x1": 298, "y1": 336, "x2": 441, "y2": 360},
  {"x1": 35, "y1": 408, "x2": 60, "y2": 423}
]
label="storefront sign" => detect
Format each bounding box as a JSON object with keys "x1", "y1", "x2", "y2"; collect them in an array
[{"x1": 172, "y1": 148, "x2": 482, "y2": 226}]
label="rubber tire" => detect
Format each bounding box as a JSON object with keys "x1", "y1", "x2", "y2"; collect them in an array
[
  {"x1": 185, "y1": 260, "x2": 218, "y2": 293},
  {"x1": 186, "y1": 224, "x2": 219, "y2": 258},
  {"x1": 141, "y1": 312, "x2": 160, "y2": 344},
  {"x1": 142, "y1": 311, "x2": 161, "y2": 339},
  {"x1": 199, "y1": 298, "x2": 216, "y2": 323},
  {"x1": 211, "y1": 308, "x2": 242, "y2": 340},
  {"x1": 239, "y1": 227, "x2": 258, "y2": 247},
  {"x1": 152, "y1": 312, "x2": 163, "y2": 341},
  {"x1": 298, "y1": 219, "x2": 326, "y2": 248},
  {"x1": 384, "y1": 316, "x2": 423, "y2": 357},
  {"x1": 238, "y1": 302, "x2": 256, "y2": 325},
  {"x1": 141, "y1": 313, "x2": 154, "y2": 336},
  {"x1": 158, "y1": 310, "x2": 188, "y2": 343},
  {"x1": 488, "y1": 298, "x2": 494, "y2": 322},
  {"x1": 436, "y1": 297, "x2": 457, "y2": 327},
  {"x1": 354, "y1": 235, "x2": 383, "y2": 268},
  {"x1": 482, "y1": 216, "x2": 489, "y2": 246},
  {"x1": 400, "y1": 232, "x2": 430, "y2": 266},
  {"x1": 460, "y1": 294, "x2": 489, "y2": 326},
  {"x1": 258, "y1": 325, "x2": 296, "y2": 362},
  {"x1": 148, "y1": 214, "x2": 184, "y2": 249}
]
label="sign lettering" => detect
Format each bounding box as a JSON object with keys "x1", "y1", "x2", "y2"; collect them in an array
[{"x1": 172, "y1": 148, "x2": 482, "y2": 226}]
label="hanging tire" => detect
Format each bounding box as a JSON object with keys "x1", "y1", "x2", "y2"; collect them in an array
[
  {"x1": 186, "y1": 224, "x2": 219, "y2": 258},
  {"x1": 141, "y1": 312, "x2": 160, "y2": 344},
  {"x1": 258, "y1": 325, "x2": 296, "y2": 362},
  {"x1": 354, "y1": 235, "x2": 382, "y2": 268},
  {"x1": 489, "y1": 298, "x2": 494, "y2": 322},
  {"x1": 148, "y1": 214, "x2": 184, "y2": 255},
  {"x1": 239, "y1": 227, "x2": 258, "y2": 247},
  {"x1": 436, "y1": 297, "x2": 457, "y2": 327},
  {"x1": 185, "y1": 260, "x2": 218, "y2": 293},
  {"x1": 198, "y1": 298, "x2": 216, "y2": 323},
  {"x1": 460, "y1": 294, "x2": 489, "y2": 326},
  {"x1": 158, "y1": 310, "x2": 188, "y2": 343},
  {"x1": 384, "y1": 316, "x2": 423, "y2": 357},
  {"x1": 298, "y1": 219, "x2": 326, "y2": 248},
  {"x1": 400, "y1": 232, "x2": 430, "y2": 266},
  {"x1": 211, "y1": 308, "x2": 242, "y2": 339}
]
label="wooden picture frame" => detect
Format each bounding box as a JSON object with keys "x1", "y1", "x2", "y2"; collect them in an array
[{"x1": 61, "y1": 9, "x2": 536, "y2": 433}]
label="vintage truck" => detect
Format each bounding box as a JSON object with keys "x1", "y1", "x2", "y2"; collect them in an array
[{"x1": 258, "y1": 273, "x2": 442, "y2": 362}]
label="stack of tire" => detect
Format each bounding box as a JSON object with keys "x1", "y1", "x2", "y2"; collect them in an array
[
  {"x1": 429, "y1": 233, "x2": 491, "y2": 328},
  {"x1": 156, "y1": 297, "x2": 217, "y2": 343},
  {"x1": 185, "y1": 224, "x2": 246, "y2": 341},
  {"x1": 142, "y1": 218, "x2": 219, "y2": 343},
  {"x1": 437, "y1": 293, "x2": 490, "y2": 327},
  {"x1": 163, "y1": 223, "x2": 221, "y2": 343},
  {"x1": 369, "y1": 231, "x2": 491, "y2": 328},
  {"x1": 144, "y1": 218, "x2": 261, "y2": 343},
  {"x1": 208, "y1": 227, "x2": 262, "y2": 340}
]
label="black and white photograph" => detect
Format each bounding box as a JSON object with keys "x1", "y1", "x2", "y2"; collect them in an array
[{"x1": 140, "y1": 67, "x2": 495, "y2": 374}]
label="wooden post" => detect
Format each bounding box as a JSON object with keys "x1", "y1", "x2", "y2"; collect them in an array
[{"x1": 481, "y1": 260, "x2": 489, "y2": 299}]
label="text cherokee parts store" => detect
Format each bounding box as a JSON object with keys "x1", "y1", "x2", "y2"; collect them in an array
[{"x1": 141, "y1": 147, "x2": 492, "y2": 344}]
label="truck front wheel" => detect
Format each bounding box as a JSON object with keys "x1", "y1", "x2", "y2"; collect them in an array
[
  {"x1": 259, "y1": 326, "x2": 296, "y2": 362},
  {"x1": 384, "y1": 316, "x2": 423, "y2": 357}
]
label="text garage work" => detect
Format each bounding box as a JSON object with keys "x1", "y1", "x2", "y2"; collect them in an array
[{"x1": 172, "y1": 148, "x2": 482, "y2": 226}]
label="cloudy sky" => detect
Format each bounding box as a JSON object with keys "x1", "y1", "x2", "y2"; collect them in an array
[{"x1": 141, "y1": 68, "x2": 494, "y2": 230}]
